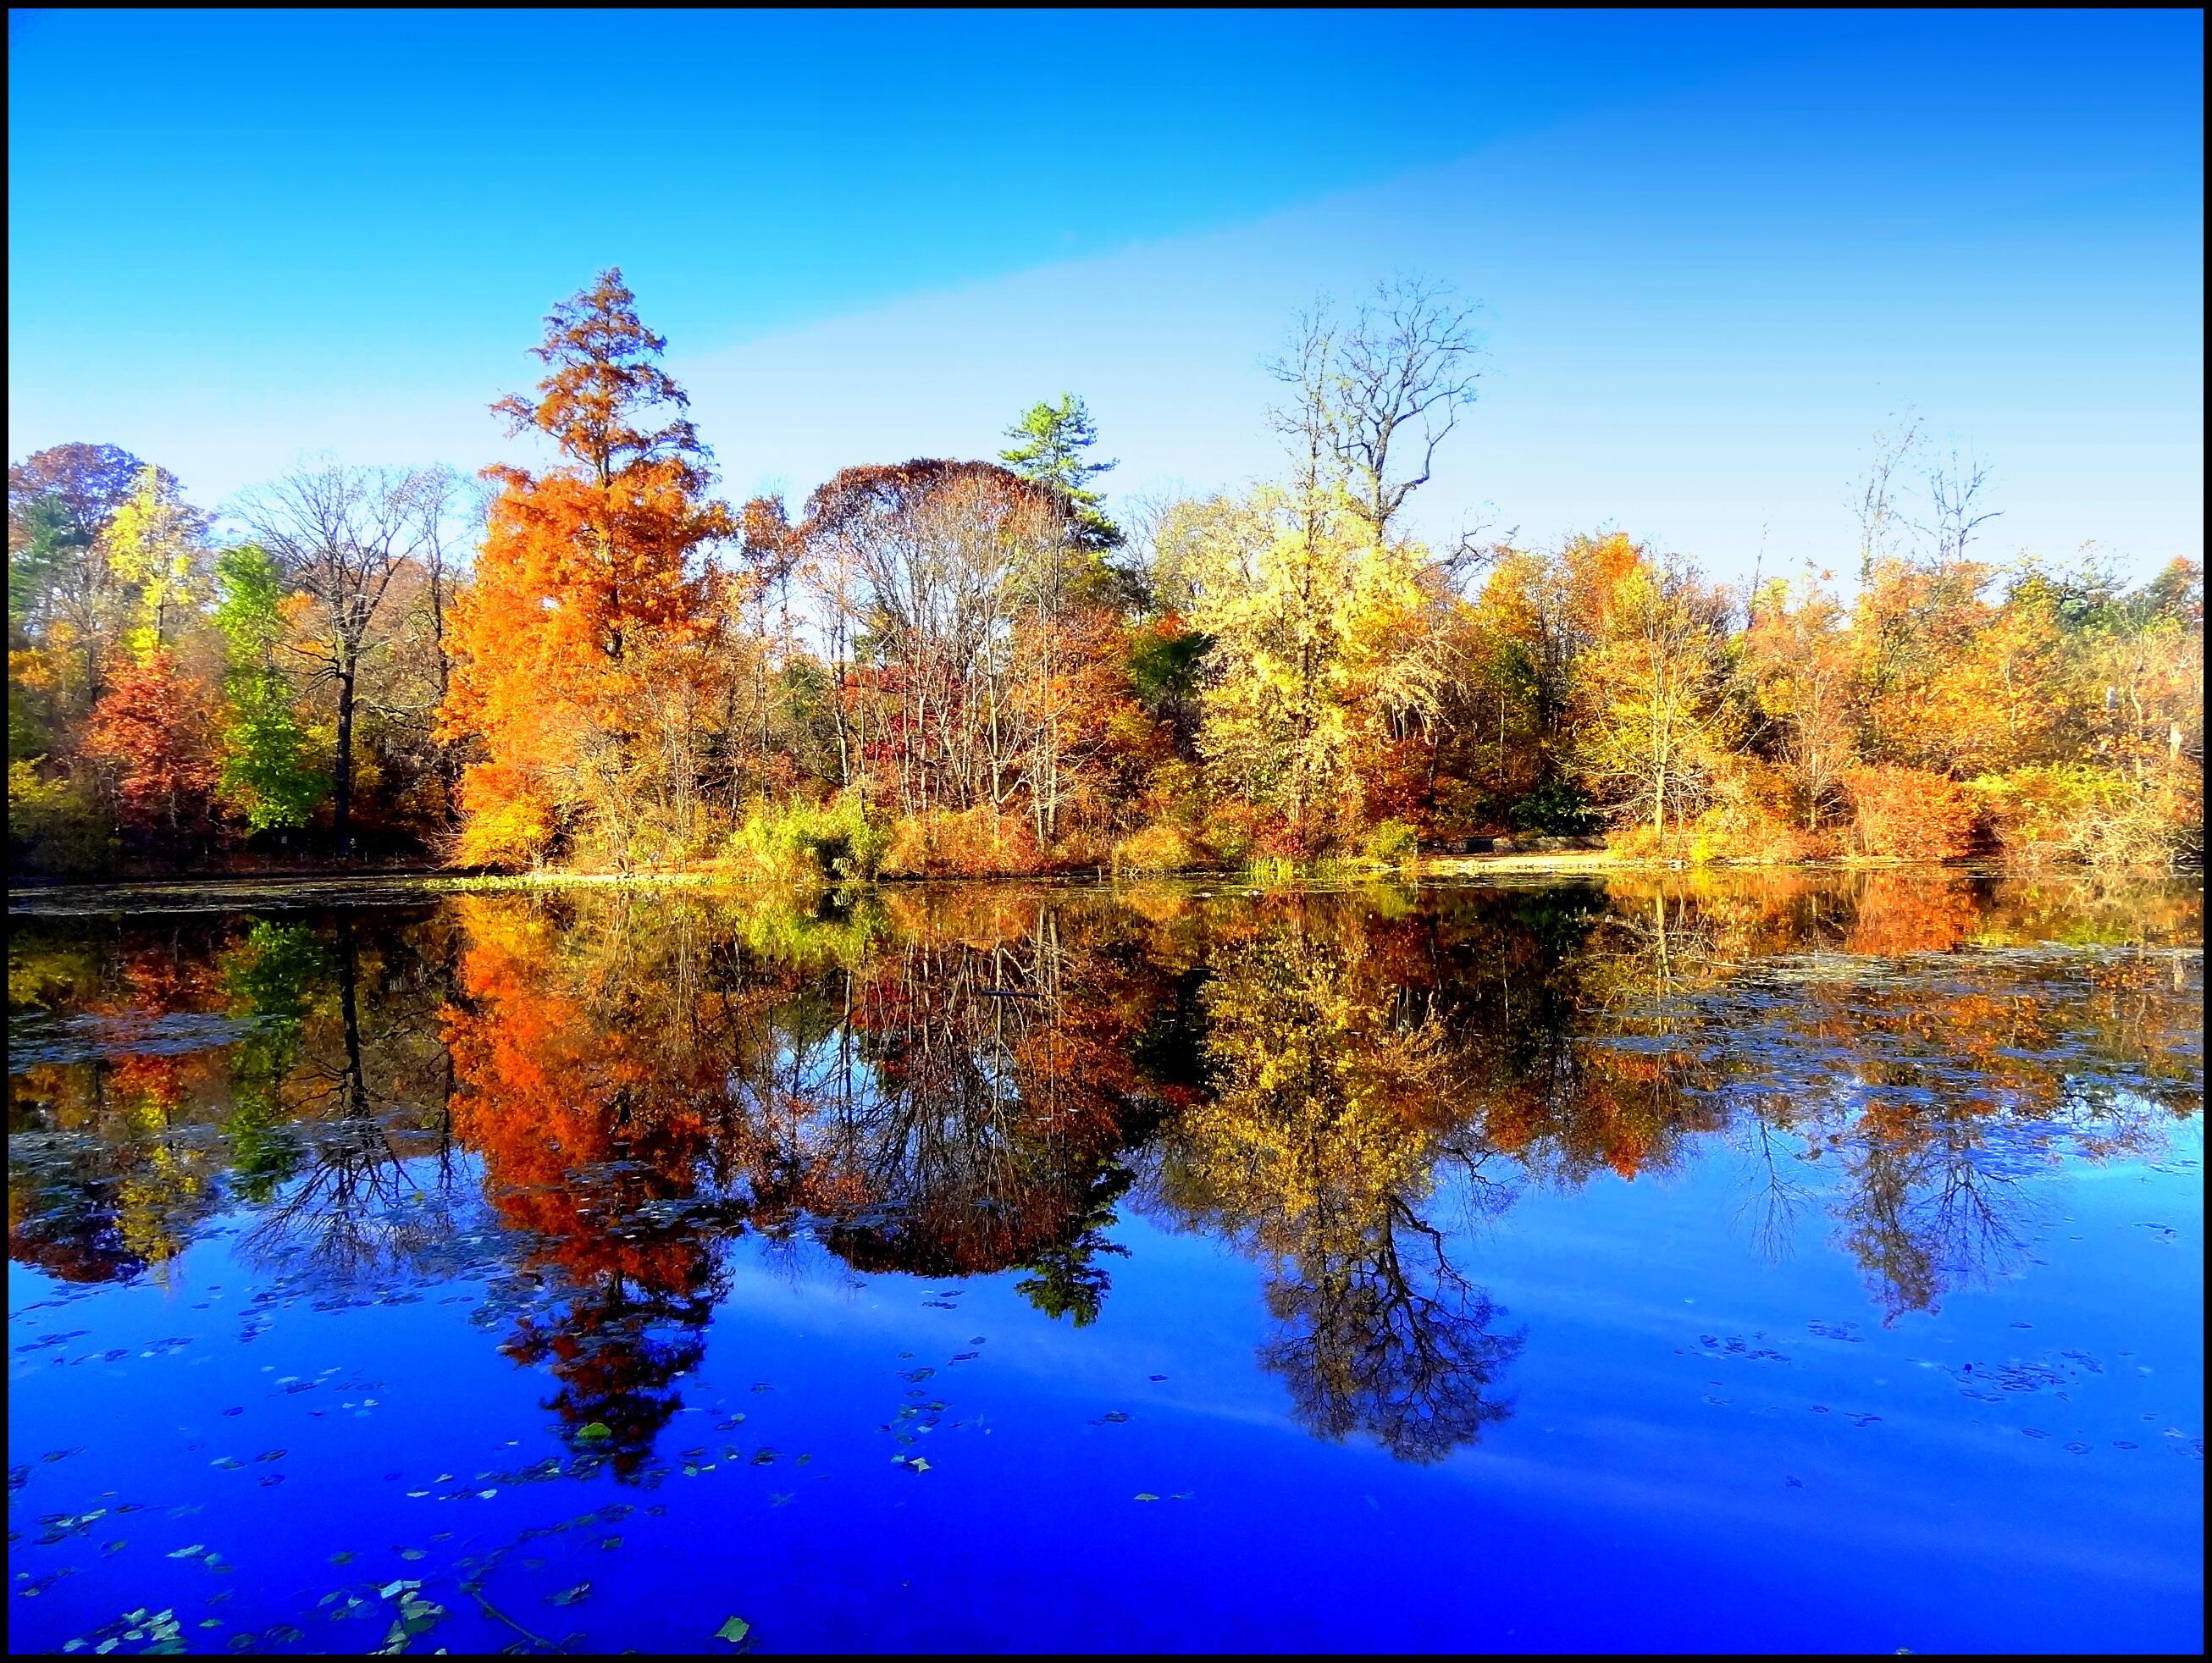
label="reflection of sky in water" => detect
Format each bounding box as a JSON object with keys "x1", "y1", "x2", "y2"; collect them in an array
[{"x1": 6, "y1": 873, "x2": 2203, "y2": 1653}]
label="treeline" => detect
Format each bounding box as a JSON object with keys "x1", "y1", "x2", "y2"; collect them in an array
[{"x1": 8, "y1": 269, "x2": 2203, "y2": 880}]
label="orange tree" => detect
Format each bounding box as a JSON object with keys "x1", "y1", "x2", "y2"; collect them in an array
[{"x1": 441, "y1": 270, "x2": 735, "y2": 868}]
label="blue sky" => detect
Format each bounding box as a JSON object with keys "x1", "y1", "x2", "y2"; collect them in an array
[{"x1": 8, "y1": 9, "x2": 2202, "y2": 581}]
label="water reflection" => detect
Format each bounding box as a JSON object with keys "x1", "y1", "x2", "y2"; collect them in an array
[{"x1": 8, "y1": 869, "x2": 2201, "y2": 1473}]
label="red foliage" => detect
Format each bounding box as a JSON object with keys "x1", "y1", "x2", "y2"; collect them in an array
[{"x1": 82, "y1": 651, "x2": 218, "y2": 837}]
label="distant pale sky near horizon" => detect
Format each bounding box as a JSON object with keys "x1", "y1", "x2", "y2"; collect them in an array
[{"x1": 8, "y1": 8, "x2": 2204, "y2": 582}]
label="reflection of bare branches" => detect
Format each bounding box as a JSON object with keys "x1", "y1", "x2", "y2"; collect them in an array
[
  {"x1": 1838, "y1": 1118, "x2": 2033, "y2": 1323},
  {"x1": 241, "y1": 1115, "x2": 467, "y2": 1285},
  {"x1": 1734, "y1": 1109, "x2": 1813, "y2": 1265},
  {"x1": 1261, "y1": 1193, "x2": 1523, "y2": 1464},
  {"x1": 239, "y1": 913, "x2": 468, "y2": 1286}
]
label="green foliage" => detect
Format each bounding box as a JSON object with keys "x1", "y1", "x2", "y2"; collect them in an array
[
  {"x1": 730, "y1": 791, "x2": 889, "y2": 884},
  {"x1": 212, "y1": 544, "x2": 289, "y2": 659},
  {"x1": 217, "y1": 669, "x2": 327, "y2": 832},
  {"x1": 211, "y1": 544, "x2": 325, "y2": 832},
  {"x1": 7, "y1": 759, "x2": 115, "y2": 876},
  {"x1": 219, "y1": 920, "x2": 331, "y2": 1199},
  {"x1": 1126, "y1": 623, "x2": 1211, "y2": 712},
  {"x1": 1000, "y1": 393, "x2": 1121, "y2": 550},
  {"x1": 1509, "y1": 775, "x2": 1601, "y2": 835},
  {"x1": 1970, "y1": 763, "x2": 2193, "y2": 869},
  {"x1": 224, "y1": 919, "x2": 333, "y2": 1024},
  {"x1": 8, "y1": 493, "x2": 72, "y2": 636},
  {"x1": 1358, "y1": 818, "x2": 1420, "y2": 867}
]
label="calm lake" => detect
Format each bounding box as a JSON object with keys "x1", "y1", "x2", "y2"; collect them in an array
[{"x1": 7, "y1": 870, "x2": 2203, "y2": 1655}]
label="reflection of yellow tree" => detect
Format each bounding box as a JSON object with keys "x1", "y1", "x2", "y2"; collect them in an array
[
  {"x1": 8, "y1": 939, "x2": 230, "y2": 1281},
  {"x1": 108, "y1": 1053, "x2": 209, "y2": 1273},
  {"x1": 1164, "y1": 901, "x2": 1520, "y2": 1462}
]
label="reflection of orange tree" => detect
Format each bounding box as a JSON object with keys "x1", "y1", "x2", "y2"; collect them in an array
[
  {"x1": 1161, "y1": 898, "x2": 1522, "y2": 1462},
  {"x1": 445, "y1": 898, "x2": 738, "y2": 1476},
  {"x1": 445, "y1": 888, "x2": 1180, "y2": 1471}
]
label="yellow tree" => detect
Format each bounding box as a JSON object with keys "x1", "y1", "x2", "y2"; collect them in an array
[
  {"x1": 1744, "y1": 571, "x2": 1858, "y2": 827},
  {"x1": 1185, "y1": 486, "x2": 1441, "y2": 855},
  {"x1": 99, "y1": 466, "x2": 204, "y2": 659},
  {"x1": 1572, "y1": 539, "x2": 1736, "y2": 840}
]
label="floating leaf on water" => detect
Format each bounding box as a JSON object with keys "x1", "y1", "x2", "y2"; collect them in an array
[
  {"x1": 577, "y1": 1423, "x2": 612, "y2": 1443},
  {"x1": 1134, "y1": 1492, "x2": 1159, "y2": 1502},
  {"x1": 716, "y1": 1616, "x2": 751, "y2": 1644},
  {"x1": 550, "y1": 1583, "x2": 591, "y2": 1606}
]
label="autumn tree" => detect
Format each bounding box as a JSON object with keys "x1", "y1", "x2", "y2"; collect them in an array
[
  {"x1": 8, "y1": 443, "x2": 174, "y2": 672},
  {"x1": 1323, "y1": 277, "x2": 1484, "y2": 556},
  {"x1": 1849, "y1": 415, "x2": 1922, "y2": 583},
  {"x1": 101, "y1": 465, "x2": 207, "y2": 660},
  {"x1": 236, "y1": 461, "x2": 450, "y2": 854},
  {"x1": 82, "y1": 649, "x2": 218, "y2": 844},
  {"x1": 1572, "y1": 538, "x2": 1737, "y2": 841},
  {"x1": 441, "y1": 269, "x2": 734, "y2": 867},
  {"x1": 1743, "y1": 571, "x2": 1857, "y2": 828},
  {"x1": 1182, "y1": 487, "x2": 1441, "y2": 854},
  {"x1": 798, "y1": 459, "x2": 1106, "y2": 848}
]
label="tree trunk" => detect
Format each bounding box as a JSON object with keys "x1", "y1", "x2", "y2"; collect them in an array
[{"x1": 335, "y1": 660, "x2": 357, "y2": 859}]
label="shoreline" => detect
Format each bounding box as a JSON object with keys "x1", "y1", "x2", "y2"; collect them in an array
[{"x1": 10, "y1": 852, "x2": 2198, "y2": 917}]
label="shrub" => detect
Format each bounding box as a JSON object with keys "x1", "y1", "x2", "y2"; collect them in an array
[
  {"x1": 1969, "y1": 764, "x2": 2194, "y2": 869},
  {"x1": 878, "y1": 806, "x2": 1042, "y2": 879},
  {"x1": 1609, "y1": 823, "x2": 1667, "y2": 862},
  {"x1": 1841, "y1": 765, "x2": 1977, "y2": 862},
  {"x1": 1357, "y1": 818, "x2": 1421, "y2": 868},
  {"x1": 8, "y1": 760, "x2": 116, "y2": 877},
  {"x1": 731, "y1": 791, "x2": 889, "y2": 883},
  {"x1": 1688, "y1": 760, "x2": 1829, "y2": 865},
  {"x1": 1112, "y1": 819, "x2": 1210, "y2": 874},
  {"x1": 1199, "y1": 798, "x2": 1259, "y2": 868},
  {"x1": 1510, "y1": 775, "x2": 1601, "y2": 835},
  {"x1": 452, "y1": 763, "x2": 555, "y2": 869}
]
